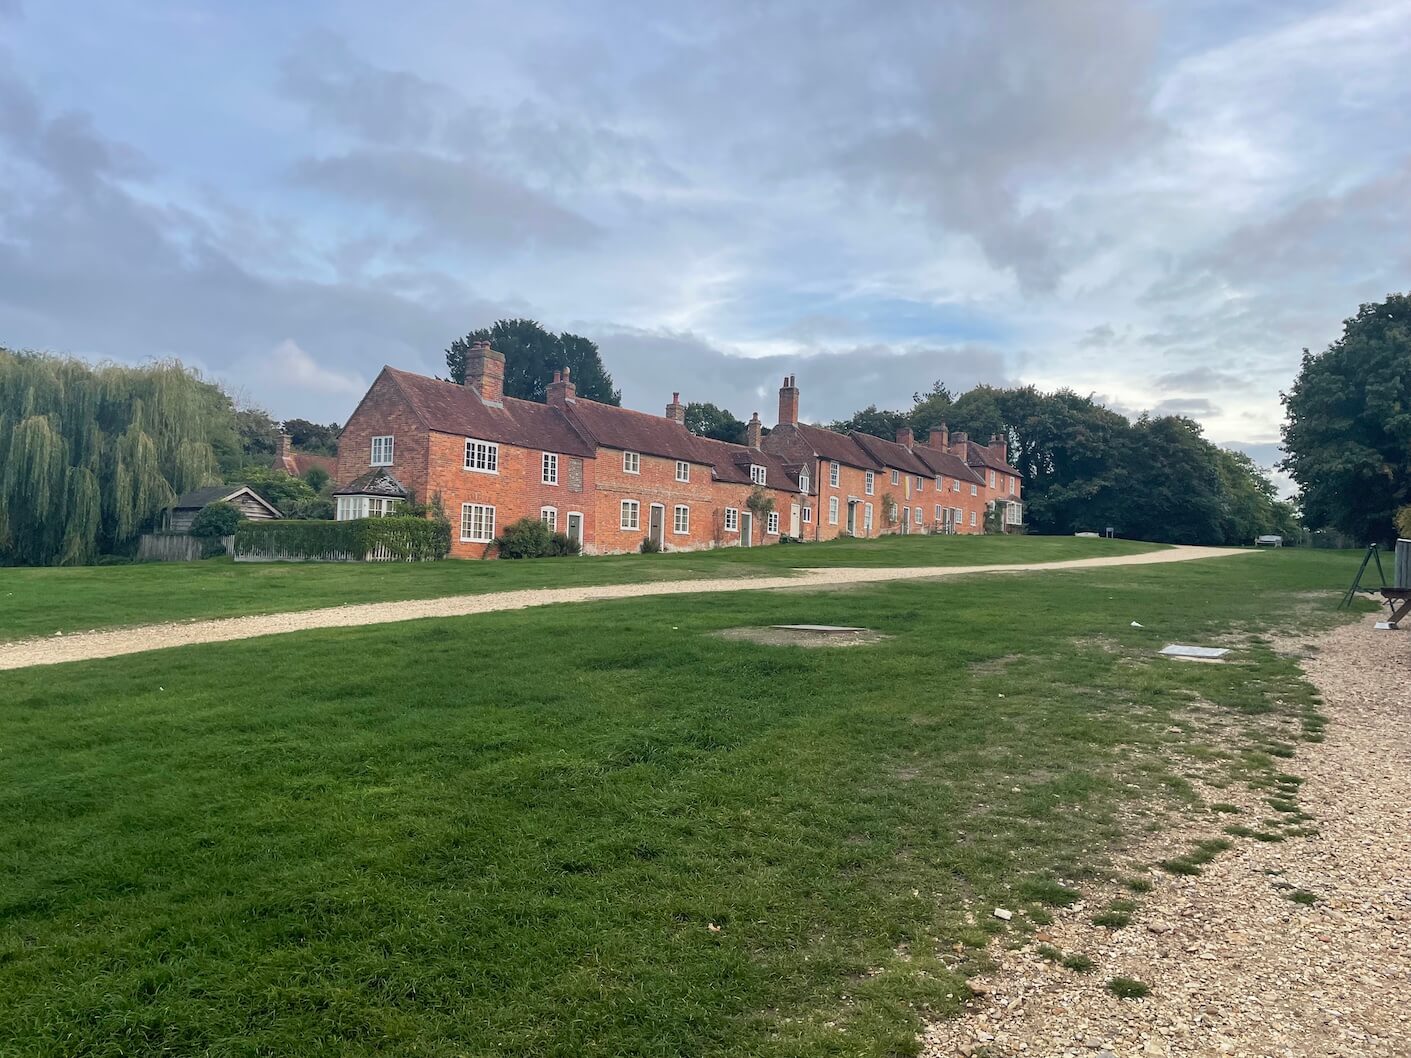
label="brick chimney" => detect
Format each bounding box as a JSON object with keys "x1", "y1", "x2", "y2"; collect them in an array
[
  {"x1": 547, "y1": 367, "x2": 576, "y2": 407},
  {"x1": 746, "y1": 411, "x2": 763, "y2": 449},
  {"x1": 665, "y1": 391, "x2": 686, "y2": 424},
  {"x1": 276, "y1": 431, "x2": 292, "y2": 459},
  {"x1": 950, "y1": 430, "x2": 969, "y2": 457},
  {"x1": 931, "y1": 422, "x2": 949, "y2": 451},
  {"x1": 464, "y1": 340, "x2": 505, "y2": 403},
  {"x1": 777, "y1": 374, "x2": 800, "y2": 426},
  {"x1": 896, "y1": 425, "x2": 914, "y2": 448},
  {"x1": 990, "y1": 432, "x2": 1008, "y2": 464}
]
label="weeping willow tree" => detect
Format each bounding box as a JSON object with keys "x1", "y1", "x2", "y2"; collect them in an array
[{"x1": 0, "y1": 348, "x2": 240, "y2": 565}]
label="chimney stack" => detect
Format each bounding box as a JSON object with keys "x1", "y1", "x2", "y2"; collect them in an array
[
  {"x1": 990, "y1": 432, "x2": 1008, "y2": 463},
  {"x1": 666, "y1": 391, "x2": 686, "y2": 425},
  {"x1": 896, "y1": 425, "x2": 914, "y2": 448},
  {"x1": 464, "y1": 340, "x2": 505, "y2": 403},
  {"x1": 950, "y1": 430, "x2": 969, "y2": 457},
  {"x1": 276, "y1": 431, "x2": 292, "y2": 458},
  {"x1": 934, "y1": 422, "x2": 949, "y2": 451},
  {"x1": 746, "y1": 411, "x2": 763, "y2": 449},
  {"x1": 777, "y1": 374, "x2": 800, "y2": 426},
  {"x1": 547, "y1": 366, "x2": 576, "y2": 407}
]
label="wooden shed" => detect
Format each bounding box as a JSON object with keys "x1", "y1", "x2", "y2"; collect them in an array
[{"x1": 163, "y1": 485, "x2": 281, "y2": 532}]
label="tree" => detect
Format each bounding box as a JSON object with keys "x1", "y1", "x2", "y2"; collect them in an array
[
  {"x1": 1281, "y1": 293, "x2": 1411, "y2": 545},
  {"x1": 0, "y1": 349, "x2": 233, "y2": 565},
  {"x1": 282, "y1": 418, "x2": 341, "y2": 457},
  {"x1": 189, "y1": 500, "x2": 241, "y2": 539},
  {"x1": 907, "y1": 380, "x2": 954, "y2": 438},
  {"x1": 684, "y1": 402, "x2": 746, "y2": 444},
  {"x1": 225, "y1": 466, "x2": 318, "y2": 516},
  {"x1": 445, "y1": 319, "x2": 621, "y2": 405},
  {"x1": 829, "y1": 405, "x2": 906, "y2": 439}
]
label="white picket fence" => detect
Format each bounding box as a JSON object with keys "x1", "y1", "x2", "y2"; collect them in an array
[{"x1": 234, "y1": 542, "x2": 420, "y2": 563}]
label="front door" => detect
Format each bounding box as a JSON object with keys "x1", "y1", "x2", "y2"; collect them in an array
[
  {"x1": 790, "y1": 504, "x2": 800, "y2": 537},
  {"x1": 649, "y1": 504, "x2": 665, "y2": 549},
  {"x1": 566, "y1": 512, "x2": 583, "y2": 550},
  {"x1": 846, "y1": 500, "x2": 857, "y2": 536},
  {"x1": 740, "y1": 511, "x2": 753, "y2": 547}
]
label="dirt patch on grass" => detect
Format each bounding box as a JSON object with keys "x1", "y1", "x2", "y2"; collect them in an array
[{"x1": 712, "y1": 626, "x2": 892, "y2": 649}]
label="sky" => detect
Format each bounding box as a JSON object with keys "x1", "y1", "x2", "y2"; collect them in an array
[{"x1": 1, "y1": 1, "x2": 1408, "y2": 482}]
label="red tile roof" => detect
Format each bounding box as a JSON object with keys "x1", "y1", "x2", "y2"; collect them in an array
[
  {"x1": 384, "y1": 367, "x2": 596, "y2": 457},
  {"x1": 558, "y1": 397, "x2": 712, "y2": 464},
  {"x1": 762, "y1": 421, "x2": 881, "y2": 471},
  {"x1": 278, "y1": 451, "x2": 337, "y2": 478},
  {"x1": 849, "y1": 432, "x2": 934, "y2": 477},
  {"x1": 964, "y1": 440, "x2": 1022, "y2": 478},
  {"x1": 911, "y1": 444, "x2": 985, "y2": 485},
  {"x1": 690, "y1": 434, "x2": 800, "y2": 491}
]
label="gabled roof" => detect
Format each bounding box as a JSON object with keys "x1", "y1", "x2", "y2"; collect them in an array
[
  {"x1": 964, "y1": 439, "x2": 1023, "y2": 478},
  {"x1": 334, "y1": 467, "x2": 410, "y2": 498},
  {"x1": 558, "y1": 397, "x2": 714, "y2": 465},
  {"x1": 911, "y1": 444, "x2": 985, "y2": 485},
  {"x1": 383, "y1": 367, "x2": 595, "y2": 457},
  {"x1": 171, "y1": 485, "x2": 282, "y2": 518},
  {"x1": 762, "y1": 421, "x2": 881, "y2": 471},
  {"x1": 690, "y1": 435, "x2": 799, "y2": 490},
  {"x1": 849, "y1": 432, "x2": 933, "y2": 477}
]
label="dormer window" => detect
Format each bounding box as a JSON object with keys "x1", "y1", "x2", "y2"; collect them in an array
[
  {"x1": 750, "y1": 465, "x2": 767, "y2": 486},
  {"x1": 799, "y1": 471, "x2": 810, "y2": 493}
]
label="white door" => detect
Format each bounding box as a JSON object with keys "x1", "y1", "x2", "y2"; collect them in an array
[{"x1": 790, "y1": 504, "x2": 800, "y2": 537}]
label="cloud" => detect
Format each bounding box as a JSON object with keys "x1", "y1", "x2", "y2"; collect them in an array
[
  {"x1": 262, "y1": 339, "x2": 366, "y2": 396},
  {"x1": 1149, "y1": 397, "x2": 1219, "y2": 418}
]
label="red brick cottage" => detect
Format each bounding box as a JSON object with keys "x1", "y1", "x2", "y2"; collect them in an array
[{"x1": 333, "y1": 351, "x2": 1022, "y2": 558}]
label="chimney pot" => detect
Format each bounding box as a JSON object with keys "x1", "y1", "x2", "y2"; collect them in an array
[
  {"x1": 665, "y1": 391, "x2": 686, "y2": 425},
  {"x1": 547, "y1": 365, "x2": 577, "y2": 407}
]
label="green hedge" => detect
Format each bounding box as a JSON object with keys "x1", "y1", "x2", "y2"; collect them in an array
[{"x1": 233, "y1": 516, "x2": 451, "y2": 562}]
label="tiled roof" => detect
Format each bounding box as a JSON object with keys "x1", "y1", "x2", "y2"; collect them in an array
[
  {"x1": 691, "y1": 435, "x2": 800, "y2": 490},
  {"x1": 278, "y1": 451, "x2": 337, "y2": 478},
  {"x1": 559, "y1": 397, "x2": 715, "y2": 464},
  {"x1": 965, "y1": 440, "x2": 1022, "y2": 478},
  {"x1": 384, "y1": 367, "x2": 596, "y2": 457},
  {"x1": 172, "y1": 485, "x2": 244, "y2": 509},
  {"x1": 334, "y1": 467, "x2": 410, "y2": 498},
  {"x1": 849, "y1": 432, "x2": 933, "y2": 477},
  {"x1": 762, "y1": 422, "x2": 881, "y2": 471},
  {"x1": 911, "y1": 444, "x2": 985, "y2": 485}
]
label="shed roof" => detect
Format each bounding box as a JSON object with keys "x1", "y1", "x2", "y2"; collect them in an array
[{"x1": 170, "y1": 485, "x2": 283, "y2": 518}]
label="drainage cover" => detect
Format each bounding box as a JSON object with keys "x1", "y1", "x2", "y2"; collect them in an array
[
  {"x1": 771, "y1": 624, "x2": 869, "y2": 633},
  {"x1": 1159, "y1": 644, "x2": 1230, "y2": 659}
]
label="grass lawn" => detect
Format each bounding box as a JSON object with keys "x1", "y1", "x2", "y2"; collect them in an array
[
  {"x1": 0, "y1": 549, "x2": 1363, "y2": 1057},
  {"x1": 0, "y1": 534, "x2": 1164, "y2": 642}
]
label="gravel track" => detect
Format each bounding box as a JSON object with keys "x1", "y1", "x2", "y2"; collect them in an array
[
  {"x1": 0, "y1": 545, "x2": 1243, "y2": 670},
  {"x1": 921, "y1": 613, "x2": 1411, "y2": 1058}
]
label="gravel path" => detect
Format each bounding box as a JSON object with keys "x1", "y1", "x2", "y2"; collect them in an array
[
  {"x1": 0, "y1": 545, "x2": 1242, "y2": 670},
  {"x1": 921, "y1": 613, "x2": 1411, "y2": 1058}
]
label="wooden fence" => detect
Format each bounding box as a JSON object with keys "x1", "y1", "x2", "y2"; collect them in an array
[
  {"x1": 1396, "y1": 539, "x2": 1410, "y2": 590},
  {"x1": 136, "y1": 533, "x2": 234, "y2": 562}
]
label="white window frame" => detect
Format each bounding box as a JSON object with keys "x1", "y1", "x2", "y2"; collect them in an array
[
  {"x1": 971, "y1": 483, "x2": 978, "y2": 496},
  {"x1": 802, "y1": 505, "x2": 812, "y2": 524},
  {"x1": 623, "y1": 451, "x2": 640, "y2": 475},
  {"x1": 990, "y1": 469, "x2": 997, "y2": 487},
  {"x1": 828, "y1": 496, "x2": 839, "y2": 525},
  {"x1": 766, "y1": 510, "x2": 779, "y2": 535},
  {"x1": 673, "y1": 504, "x2": 689, "y2": 535},
  {"x1": 675, "y1": 460, "x2": 690, "y2": 483},
  {"x1": 542, "y1": 452, "x2": 559, "y2": 485},
  {"x1": 935, "y1": 476, "x2": 943, "y2": 489},
  {"x1": 750, "y1": 464, "x2": 767, "y2": 486},
  {"x1": 864, "y1": 470, "x2": 874, "y2": 495},
  {"x1": 724, "y1": 507, "x2": 739, "y2": 533},
  {"x1": 460, "y1": 502, "x2": 495, "y2": 543},
  {"x1": 620, "y1": 499, "x2": 640, "y2": 530},
  {"x1": 863, "y1": 503, "x2": 873, "y2": 532},
  {"x1": 370, "y1": 435, "x2": 394, "y2": 466},
  {"x1": 970, "y1": 510, "x2": 977, "y2": 527},
  {"x1": 464, "y1": 438, "x2": 499, "y2": 474},
  {"x1": 913, "y1": 506, "x2": 923, "y2": 526},
  {"x1": 935, "y1": 504, "x2": 943, "y2": 521},
  {"x1": 952, "y1": 479, "x2": 961, "y2": 493},
  {"x1": 891, "y1": 469, "x2": 900, "y2": 485},
  {"x1": 828, "y1": 461, "x2": 839, "y2": 488},
  {"x1": 915, "y1": 476, "x2": 923, "y2": 493},
  {"x1": 540, "y1": 506, "x2": 557, "y2": 532},
  {"x1": 799, "y1": 471, "x2": 810, "y2": 494}
]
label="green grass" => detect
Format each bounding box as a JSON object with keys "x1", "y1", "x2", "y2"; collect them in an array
[
  {"x1": 1286, "y1": 889, "x2": 1318, "y2": 906},
  {"x1": 0, "y1": 535, "x2": 1167, "y2": 641},
  {"x1": 1061, "y1": 952, "x2": 1095, "y2": 973},
  {"x1": 0, "y1": 548, "x2": 1365, "y2": 1056}
]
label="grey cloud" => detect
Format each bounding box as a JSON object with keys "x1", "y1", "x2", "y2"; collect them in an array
[
  {"x1": 587, "y1": 326, "x2": 1013, "y2": 425},
  {"x1": 1149, "y1": 397, "x2": 1218, "y2": 418},
  {"x1": 291, "y1": 148, "x2": 600, "y2": 250},
  {"x1": 1154, "y1": 366, "x2": 1247, "y2": 391}
]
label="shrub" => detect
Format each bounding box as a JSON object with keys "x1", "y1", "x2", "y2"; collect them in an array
[
  {"x1": 547, "y1": 532, "x2": 581, "y2": 557},
  {"x1": 640, "y1": 535, "x2": 662, "y2": 554},
  {"x1": 495, "y1": 518, "x2": 551, "y2": 559},
  {"x1": 190, "y1": 501, "x2": 242, "y2": 539},
  {"x1": 233, "y1": 516, "x2": 451, "y2": 561},
  {"x1": 303, "y1": 467, "x2": 330, "y2": 493},
  {"x1": 1397, "y1": 506, "x2": 1411, "y2": 539},
  {"x1": 1107, "y1": 976, "x2": 1150, "y2": 999}
]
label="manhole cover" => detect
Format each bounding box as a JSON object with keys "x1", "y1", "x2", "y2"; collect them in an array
[{"x1": 714, "y1": 626, "x2": 889, "y2": 649}]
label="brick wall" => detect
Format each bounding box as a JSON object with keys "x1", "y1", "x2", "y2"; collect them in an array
[
  {"x1": 590, "y1": 448, "x2": 723, "y2": 554},
  {"x1": 811, "y1": 459, "x2": 887, "y2": 541},
  {"x1": 336, "y1": 373, "x2": 431, "y2": 501}
]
